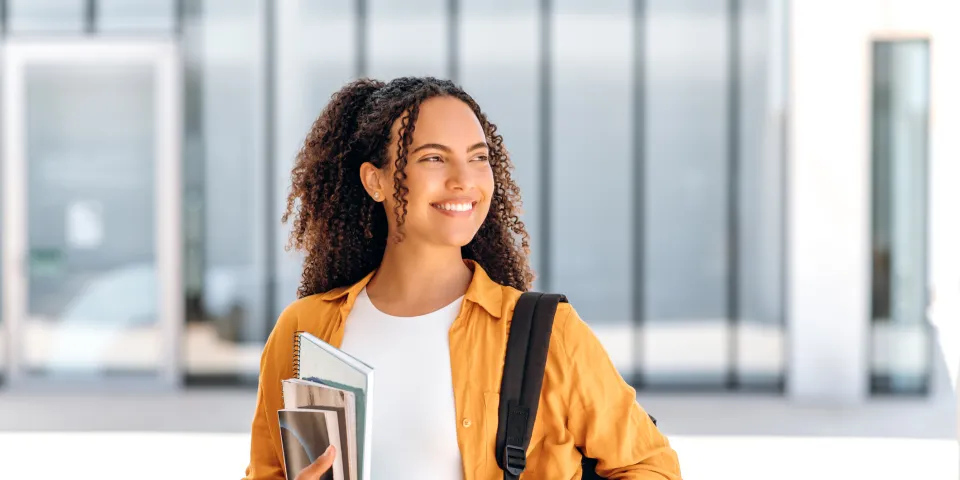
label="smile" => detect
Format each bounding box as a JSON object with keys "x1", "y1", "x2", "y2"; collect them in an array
[{"x1": 431, "y1": 201, "x2": 477, "y2": 216}]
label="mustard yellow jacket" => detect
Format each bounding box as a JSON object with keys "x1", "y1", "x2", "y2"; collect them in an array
[{"x1": 244, "y1": 260, "x2": 682, "y2": 479}]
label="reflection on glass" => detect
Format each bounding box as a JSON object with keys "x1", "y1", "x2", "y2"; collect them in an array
[
  {"x1": 25, "y1": 64, "x2": 160, "y2": 376},
  {"x1": 7, "y1": 0, "x2": 85, "y2": 33},
  {"x1": 870, "y1": 39, "x2": 931, "y2": 394}
]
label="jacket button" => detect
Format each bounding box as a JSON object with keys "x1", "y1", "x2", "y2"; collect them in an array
[{"x1": 462, "y1": 418, "x2": 472, "y2": 428}]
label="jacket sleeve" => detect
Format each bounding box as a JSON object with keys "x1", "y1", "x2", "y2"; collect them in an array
[
  {"x1": 243, "y1": 307, "x2": 298, "y2": 479},
  {"x1": 242, "y1": 376, "x2": 285, "y2": 479},
  {"x1": 560, "y1": 306, "x2": 682, "y2": 480}
]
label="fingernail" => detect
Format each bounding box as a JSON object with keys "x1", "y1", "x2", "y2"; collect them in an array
[{"x1": 324, "y1": 445, "x2": 334, "y2": 456}]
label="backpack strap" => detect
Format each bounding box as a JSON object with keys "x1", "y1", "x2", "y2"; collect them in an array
[{"x1": 495, "y1": 292, "x2": 567, "y2": 480}]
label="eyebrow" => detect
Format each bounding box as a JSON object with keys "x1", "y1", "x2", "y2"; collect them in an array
[{"x1": 410, "y1": 142, "x2": 488, "y2": 154}]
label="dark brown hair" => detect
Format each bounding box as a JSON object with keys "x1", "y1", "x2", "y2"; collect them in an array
[{"x1": 282, "y1": 77, "x2": 534, "y2": 298}]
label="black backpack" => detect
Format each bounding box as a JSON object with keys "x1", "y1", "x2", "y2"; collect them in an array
[{"x1": 494, "y1": 292, "x2": 657, "y2": 480}]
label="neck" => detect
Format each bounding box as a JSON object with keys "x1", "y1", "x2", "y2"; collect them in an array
[{"x1": 365, "y1": 240, "x2": 473, "y2": 316}]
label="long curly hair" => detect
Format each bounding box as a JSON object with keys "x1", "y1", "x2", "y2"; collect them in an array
[{"x1": 282, "y1": 77, "x2": 534, "y2": 298}]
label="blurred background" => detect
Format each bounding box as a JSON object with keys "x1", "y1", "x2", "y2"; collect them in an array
[{"x1": 0, "y1": 0, "x2": 957, "y2": 478}]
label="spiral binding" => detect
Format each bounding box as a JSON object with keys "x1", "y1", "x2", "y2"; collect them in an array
[{"x1": 292, "y1": 330, "x2": 304, "y2": 379}]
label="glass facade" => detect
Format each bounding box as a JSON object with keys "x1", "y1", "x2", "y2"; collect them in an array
[{"x1": 0, "y1": 0, "x2": 792, "y2": 391}]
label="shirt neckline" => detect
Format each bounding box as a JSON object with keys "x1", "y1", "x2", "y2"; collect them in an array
[{"x1": 357, "y1": 287, "x2": 464, "y2": 320}]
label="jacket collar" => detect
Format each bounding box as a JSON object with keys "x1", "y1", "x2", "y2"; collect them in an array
[{"x1": 316, "y1": 259, "x2": 504, "y2": 319}]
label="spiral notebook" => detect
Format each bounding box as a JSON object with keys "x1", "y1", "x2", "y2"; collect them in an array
[{"x1": 292, "y1": 331, "x2": 375, "y2": 480}]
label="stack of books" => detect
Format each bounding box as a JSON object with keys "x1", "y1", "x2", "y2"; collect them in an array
[{"x1": 278, "y1": 332, "x2": 374, "y2": 480}]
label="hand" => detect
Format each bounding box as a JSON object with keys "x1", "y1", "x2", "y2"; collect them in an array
[{"x1": 294, "y1": 445, "x2": 337, "y2": 480}]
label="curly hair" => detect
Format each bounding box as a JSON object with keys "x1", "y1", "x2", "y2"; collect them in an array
[{"x1": 282, "y1": 77, "x2": 534, "y2": 298}]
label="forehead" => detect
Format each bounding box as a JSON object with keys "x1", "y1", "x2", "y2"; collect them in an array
[{"x1": 392, "y1": 96, "x2": 485, "y2": 146}]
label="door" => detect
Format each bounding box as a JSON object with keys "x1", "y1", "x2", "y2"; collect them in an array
[{"x1": 1, "y1": 39, "x2": 182, "y2": 389}]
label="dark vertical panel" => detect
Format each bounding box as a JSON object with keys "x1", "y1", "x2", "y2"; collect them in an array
[
  {"x1": 173, "y1": 0, "x2": 182, "y2": 34},
  {"x1": 726, "y1": 0, "x2": 740, "y2": 389},
  {"x1": 263, "y1": 0, "x2": 277, "y2": 340},
  {"x1": 356, "y1": 0, "x2": 367, "y2": 77},
  {"x1": 538, "y1": 0, "x2": 551, "y2": 291},
  {"x1": 447, "y1": 0, "x2": 458, "y2": 81},
  {"x1": 631, "y1": 0, "x2": 646, "y2": 388},
  {"x1": 84, "y1": 0, "x2": 94, "y2": 33},
  {"x1": 180, "y1": 0, "x2": 207, "y2": 348},
  {"x1": 1, "y1": 0, "x2": 8, "y2": 33}
]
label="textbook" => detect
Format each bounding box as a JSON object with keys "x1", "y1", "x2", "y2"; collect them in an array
[
  {"x1": 282, "y1": 379, "x2": 356, "y2": 480},
  {"x1": 277, "y1": 408, "x2": 345, "y2": 480},
  {"x1": 290, "y1": 331, "x2": 374, "y2": 480}
]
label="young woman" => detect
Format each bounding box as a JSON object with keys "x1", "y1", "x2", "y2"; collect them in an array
[{"x1": 244, "y1": 77, "x2": 682, "y2": 480}]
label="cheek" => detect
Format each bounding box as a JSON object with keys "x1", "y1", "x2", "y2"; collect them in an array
[
  {"x1": 395, "y1": 170, "x2": 437, "y2": 213},
  {"x1": 481, "y1": 169, "x2": 495, "y2": 201}
]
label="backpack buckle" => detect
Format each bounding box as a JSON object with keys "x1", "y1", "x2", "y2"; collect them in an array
[{"x1": 503, "y1": 444, "x2": 526, "y2": 475}]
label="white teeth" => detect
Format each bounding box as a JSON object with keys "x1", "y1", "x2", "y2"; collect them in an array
[{"x1": 436, "y1": 202, "x2": 473, "y2": 212}]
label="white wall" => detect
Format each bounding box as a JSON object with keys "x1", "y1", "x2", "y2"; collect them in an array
[
  {"x1": 787, "y1": 0, "x2": 960, "y2": 403},
  {"x1": 787, "y1": 0, "x2": 872, "y2": 403}
]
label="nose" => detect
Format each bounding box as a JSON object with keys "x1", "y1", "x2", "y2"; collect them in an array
[{"x1": 445, "y1": 159, "x2": 473, "y2": 191}]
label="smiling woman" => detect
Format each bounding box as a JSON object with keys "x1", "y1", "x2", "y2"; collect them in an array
[
  {"x1": 283, "y1": 77, "x2": 532, "y2": 298},
  {"x1": 357, "y1": 95, "x2": 498, "y2": 253},
  {"x1": 245, "y1": 77, "x2": 681, "y2": 480}
]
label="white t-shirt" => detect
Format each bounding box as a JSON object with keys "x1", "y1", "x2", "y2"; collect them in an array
[{"x1": 339, "y1": 287, "x2": 465, "y2": 480}]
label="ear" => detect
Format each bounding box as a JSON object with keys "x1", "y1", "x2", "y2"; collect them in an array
[{"x1": 359, "y1": 162, "x2": 384, "y2": 201}]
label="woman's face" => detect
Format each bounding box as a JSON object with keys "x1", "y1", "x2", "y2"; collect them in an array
[{"x1": 362, "y1": 96, "x2": 494, "y2": 248}]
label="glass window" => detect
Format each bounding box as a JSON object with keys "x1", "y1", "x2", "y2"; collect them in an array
[
  {"x1": 182, "y1": 0, "x2": 268, "y2": 382},
  {"x1": 7, "y1": 0, "x2": 85, "y2": 33},
  {"x1": 642, "y1": 0, "x2": 731, "y2": 387},
  {"x1": 22, "y1": 64, "x2": 160, "y2": 377},
  {"x1": 367, "y1": 0, "x2": 449, "y2": 79},
  {"x1": 272, "y1": 0, "x2": 358, "y2": 319},
  {"x1": 97, "y1": 0, "x2": 176, "y2": 33},
  {"x1": 870, "y1": 39, "x2": 931, "y2": 395},
  {"x1": 457, "y1": 0, "x2": 542, "y2": 287},
  {"x1": 735, "y1": 0, "x2": 787, "y2": 389},
  {"x1": 551, "y1": 0, "x2": 635, "y2": 375}
]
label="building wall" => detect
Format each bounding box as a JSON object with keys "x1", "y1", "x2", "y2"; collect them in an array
[
  {"x1": 787, "y1": 0, "x2": 959, "y2": 402},
  {"x1": 0, "y1": 0, "x2": 954, "y2": 402}
]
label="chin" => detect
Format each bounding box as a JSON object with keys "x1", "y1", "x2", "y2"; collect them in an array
[{"x1": 436, "y1": 230, "x2": 481, "y2": 248}]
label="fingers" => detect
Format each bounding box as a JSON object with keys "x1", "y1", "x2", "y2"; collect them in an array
[{"x1": 294, "y1": 445, "x2": 337, "y2": 480}]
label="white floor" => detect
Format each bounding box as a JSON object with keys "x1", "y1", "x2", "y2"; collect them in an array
[
  {"x1": 0, "y1": 389, "x2": 955, "y2": 480},
  {"x1": 0, "y1": 313, "x2": 955, "y2": 480},
  {"x1": 0, "y1": 430, "x2": 954, "y2": 480}
]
